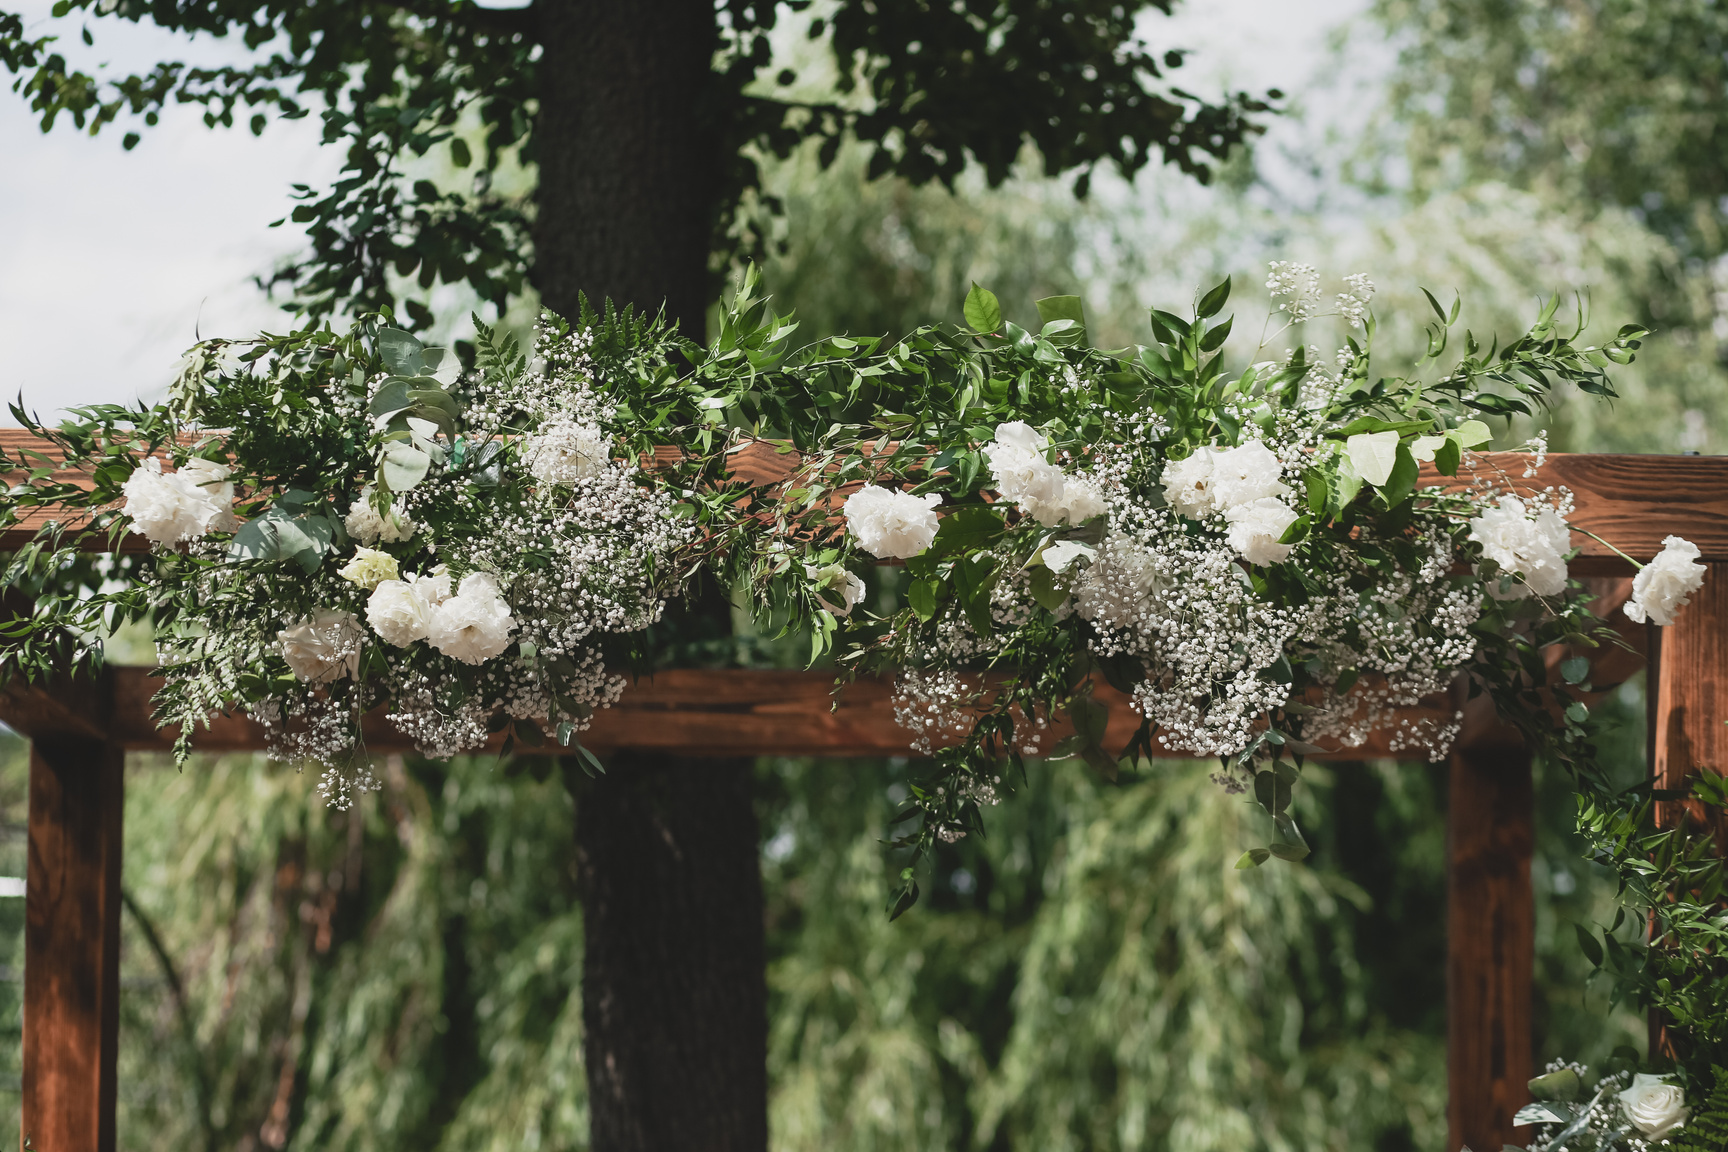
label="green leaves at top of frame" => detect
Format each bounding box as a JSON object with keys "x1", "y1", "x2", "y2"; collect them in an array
[{"x1": 964, "y1": 283, "x2": 1003, "y2": 334}]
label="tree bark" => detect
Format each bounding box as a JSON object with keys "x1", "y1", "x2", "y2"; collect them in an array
[
  {"x1": 536, "y1": 6, "x2": 765, "y2": 1149},
  {"x1": 535, "y1": 0, "x2": 718, "y2": 338}
]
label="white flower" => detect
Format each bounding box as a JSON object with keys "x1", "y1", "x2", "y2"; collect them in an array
[
  {"x1": 525, "y1": 419, "x2": 610, "y2": 486},
  {"x1": 121, "y1": 457, "x2": 235, "y2": 545},
  {"x1": 1624, "y1": 536, "x2": 1706, "y2": 625},
  {"x1": 1209, "y1": 440, "x2": 1291, "y2": 508},
  {"x1": 1619, "y1": 1073, "x2": 1687, "y2": 1140},
  {"x1": 1074, "y1": 535, "x2": 1164, "y2": 626},
  {"x1": 1224, "y1": 497, "x2": 1300, "y2": 566},
  {"x1": 807, "y1": 563, "x2": 867, "y2": 617},
  {"x1": 366, "y1": 579, "x2": 435, "y2": 646},
  {"x1": 1043, "y1": 540, "x2": 1098, "y2": 574},
  {"x1": 344, "y1": 486, "x2": 416, "y2": 546},
  {"x1": 278, "y1": 611, "x2": 363, "y2": 683},
  {"x1": 427, "y1": 571, "x2": 517, "y2": 664},
  {"x1": 176, "y1": 457, "x2": 240, "y2": 532},
  {"x1": 339, "y1": 547, "x2": 400, "y2": 590},
  {"x1": 1162, "y1": 447, "x2": 1218, "y2": 518},
  {"x1": 985, "y1": 422, "x2": 1066, "y2": 507},
  {"x1": 412, "y1": 564, "x2": 453, "y2": 604},
  {"x1": 1468, "y1": 496, "x2": 1571, "y2": 599},
  {"x1": 843, "y1": 486, "x2": 942, "y2": 560},
  {"x1": 1029, "y1": 475, "x2": 1108, "y2": 528}
]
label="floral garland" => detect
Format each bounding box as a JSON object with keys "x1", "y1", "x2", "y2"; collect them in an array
[{"x1": 3, "y1": 265, "x2": 1722, "y2": 1084}]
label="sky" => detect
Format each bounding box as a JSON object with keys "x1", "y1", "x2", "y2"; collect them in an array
[{"x1": 0, "y1": 0, "x2": 1376, "y2": 421}]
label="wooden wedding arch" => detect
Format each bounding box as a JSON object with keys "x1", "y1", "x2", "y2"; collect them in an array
[{"x1": 6, "y1": 432, "x2": 1728, "y2": 1152}]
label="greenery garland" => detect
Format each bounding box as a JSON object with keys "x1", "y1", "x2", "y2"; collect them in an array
[{"x1": 7, "y1": 265, "x2": 1727, "y2": 1105}]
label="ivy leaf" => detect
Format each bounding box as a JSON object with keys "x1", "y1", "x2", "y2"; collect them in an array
[{"x1": 963, "y1": 283, "x2": 1002, "y2": 333}]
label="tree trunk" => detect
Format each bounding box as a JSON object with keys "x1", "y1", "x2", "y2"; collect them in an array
[{"x1": 536, "y1": 6, "x2": 766, "y2": 1150}]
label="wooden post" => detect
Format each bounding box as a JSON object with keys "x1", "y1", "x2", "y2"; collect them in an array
[
  {"x1": 13, "y1": 674, "x2": 124, "y2": 1152},
  {"x1": 1651, "y1": 562, "x2": 1728, "y2": 1060},
  {"x1": 1447, "y1": 738, "x2": 1535, "y2": 1152}
]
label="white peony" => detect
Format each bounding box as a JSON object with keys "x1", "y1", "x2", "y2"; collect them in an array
[
  {"x1": 412, "y1": 564, "x2": 454, "y2": 605},
  {"x1": 344, "y1": 486, "x2": 417, "y2": 545},
  {"x1": 426, "y1": 571, "x2": 516, "y2": 664},
  {"x1": 366, "y1": 579, "x2": 436, "y2": 646},
  {"x1": 176, "y1": 457, "x2": 240, "y2": 532},
  {"x1": 1208, "y1": 440, "x2": 1291, "y2": 509},
  {"x1": 807, "y1": 563, "x2": 867, "y2": 617},
  {"x1": 1042, "y1": 539, "x2": 1097, "y2": 574},
  {"x1": 1224, "y1": 497, "x2": 1300, "y2": 566},
  {"x1": 1029, "y1": 475, "x2": 1108, "y2": 528},
  {"x1": 121, "y1": 457, "x2": 236, "y2": 545},
  {"x1": 278, "y1": 611, "x2": 363, "y2": 683},
  {"x1": 1625, "y1": 536, "x2": 1706, "y2": 626},
  {"x1": 339, "y1": 547, "x2": 400, "y2": 590},
  {"x1": 1468, "y1": 496, "x2": 1571, "y2": 599},
  {"x1": 843, "y1": 486, "x2": 942, "y2": 560},
  {"x1": 985, "y1": 422, "x2": 1066, "y2": 507},
  {"x1": 1162, "y1": 447, "x2": 1218, "y2": 518},
  {"x1": 1619, "y1": 1073, "x2": 1688, "y2": 1140},
  {"x1": 525, "y1": 419, "x2": 611, "y2": 486}
]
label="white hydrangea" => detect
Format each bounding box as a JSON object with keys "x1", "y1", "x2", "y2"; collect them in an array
[
  {"x1": 277, "y1": 611, "x2": 363, "y2": 683},
  {"x1": 1162, "y1": 447, "x2": 1218, "y2": 518},
  {"x1": 1224, "y1": 497, "x2": 1300, "y2": 565},
  {"x1": 1625, "y1": 535, "x2": 1706, "y2": 625},
  {"x1": 366, "y1": 578, "x2": 436, "y2": 647},
  {"x1": 121, "y1": 457, "x2": 236, "y2": 545},
  {"x1": 984, "y1": 422, "x2": 1065, "y2": 506},
  {"x1": 1208, "y1": 441, "x2": 1290, "y2": 509},
  {"x1": 1468, "y1": 496, "x2": 1571, "y2": 599},
  {"x1": 427, "y1": 571, "x2": 517, "y2": 664},
  {"x1": 524, "y1": 419, "x2": 610, "y2": 486},
  {"x1": 344, "y1": 486, "x2": 416, "y2": 545},
  {"x1": 843, "y1": 486, "x2": 942, "y2": 560}
]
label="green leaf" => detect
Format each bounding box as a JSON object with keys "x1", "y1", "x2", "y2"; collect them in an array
[
  {"x1": 908, "y1": 578, "x2": 940, "y2": 622},
  {"x1": 1039, "y1": 318, "x2": 1085, "y2": 347},
  {"x1": 1269, "y1": 813, "x2": 1309, "y2": 861},
  {"x1": 929, "y1": 504, "x2": 1004, "y2": 556},
  {"x1": 449, "y1": 137, "x2": 472, "y2": 168},
  {"x1": 1198, "y1": 314, "x2": 1233, "y2": 353},
  {"x1": 1196, "y1": 277, "x2": 1232, "y2": 319},
  {"x1": 1303, "y1": 469, "x2": 1329, "y2": 515},
  {"x1": 1528, "y1": 1067, "x2": 1583, "y2": 1103},
  {"x1": 1331, "y1": 416, "x2": 1431, "y2": 438},
  {"x1": 888, "y1": 880, "x2": 921, "y2": 921},
  {"x1": 1345, "y1": 430, "x2": 1400, "y2": 487},
  {"x1": 1452, "y1": 419, "x2": 1493, "y2": 448},
  {"x1": 963, "y1": 283, "x2": 1002, "y2": 333},
  {"x1": 1433, "y1": 435, "x2": 1462, "y2": 476},
  {"x1": 1561, "y1": 657, "x2": 1591, "y2": 685},
  {"x1": 1379, "y1": 444, "x2": 1419, "y2": 505},
  {"x1": 376, "y1": 328, "x2": 425, "y2": 376},
  {"x1": 368, "y1": 377, "x2": 414, "y2": 419},
  {"x1": 382, "y1": 443, "x2": 431, "y2": 492},
  {"x1": 1334, "y1": 451, "x2": 1364, "y2": 510},
  {"x1": 1573, "y1": 924, "x2": 1604, "y2": 968},
  {"x1": 1028, "y1": 565, "x2": 1069, "y2": 611},
  {"x1": 1236, "y1": 848, "x2": 1271, "y2": 869},
  {"x1": 1034, "y1": 294, "x2": 1086, "y2": 327}
]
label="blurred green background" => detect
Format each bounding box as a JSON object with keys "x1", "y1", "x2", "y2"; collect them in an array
[{"x1": 6, "y1": 0, "x2": 1724, "y2": 1146}]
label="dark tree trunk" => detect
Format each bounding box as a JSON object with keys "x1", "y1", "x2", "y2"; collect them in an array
[
  {"x1": 535, "y1": 0, "x2": 717, "y2": 338},
  {"x1": 536, "y1": 6, "x2": 766, "y2": 1150}
]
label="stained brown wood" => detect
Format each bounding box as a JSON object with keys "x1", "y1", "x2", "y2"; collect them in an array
[
  {"x1": 1653, "y1": 562, "x2": 1728, "y2": 829},
  {"x1": 1446, "y1": 742, "x2": 1535, "y2": 1152},
  {"x1": 24, "y1": 733, "x2": 124, "y2": 1152}
]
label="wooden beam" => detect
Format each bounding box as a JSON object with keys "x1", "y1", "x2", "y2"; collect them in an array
[
  {"x1": 23, "y1": 732, "x2": 124, "y2": 1152},
  {"x1": 1446, "y1": 740, "x2": 1535, "y2": 1152}
]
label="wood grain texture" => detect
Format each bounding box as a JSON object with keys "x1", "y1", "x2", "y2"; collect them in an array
[
  {"x1": 1653, "y1": 562, "x2": 1728, "y2": 830},
  {"x1": 24, "y1": 734, "x2": 124, "y2": 1152},
  {"x1": 1447, "y1": 743, "x2": 1535, "y2": 1152}
]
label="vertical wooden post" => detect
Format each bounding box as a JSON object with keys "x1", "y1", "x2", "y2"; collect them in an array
[
  {"x1": 1447, "y1": 739, "x2": 1535, "y2": 1152},
  {"x1": 22, "y1": 731, "x2": 124, "y2": 1152},
  {"x1": 1651, "y1": 562, "x2": 1728, "y2": 1060}
]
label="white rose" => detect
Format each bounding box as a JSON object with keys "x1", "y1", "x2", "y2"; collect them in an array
[
  {"x1": 985, "y1": 422, "x2": 1066, "y2": 507},
  {"x1": 176, "y1": 457, "x2": 239, "y2": 532},
  {"x1": 1029, "y1": 475, "x2": 1108, "y2": 528},
  {"x1": 339, "y1": 547, "x2": 401, "y2": 590},
  {"x1": 1468, "y1": 496, "x2": 1571, "y2": 600},
  {"x1": 121, "y1": 457, "x2": 234, "y2": 545},
  {"x1": 426, "y1": 571, "x2": 517, "y2": 664},
  {"x1": 525, "y1": 419, "x2": 611, "y2": 485},
  {"x1": 1619, "y1": 1073, "x2": 1688, "y2": 1140},
  {"x1": 807, "y1": 563, "x2": 867, "y2": 617},
  {"x1": 1224, "y1": 497, "x2": 1300, "y2": 566},
  {"x1": 1042, "y1": 539, "x2": 1098, "y2": 574},
  {"x1": 343, "y1": 486, "x2": 417, "y2": 546},
  {"x1": 1209, "y1": 440, "x2": 1291, "y2": 509},
  {"x1": 278, "y1": 611, "x2": 363, "y2": 683},
  {"x1": 843, "y1": 486, "x2": 942, "y2": 560},
  {"x1": 1626, "y1": 536, "x2": 1706, "y2": 626},
  {"x1": 365, "y1": 579, "x2": 435, "y2": 646},
  {"x1": 1162, "y1": 447, "x2": 1218, "y2": 518}
]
